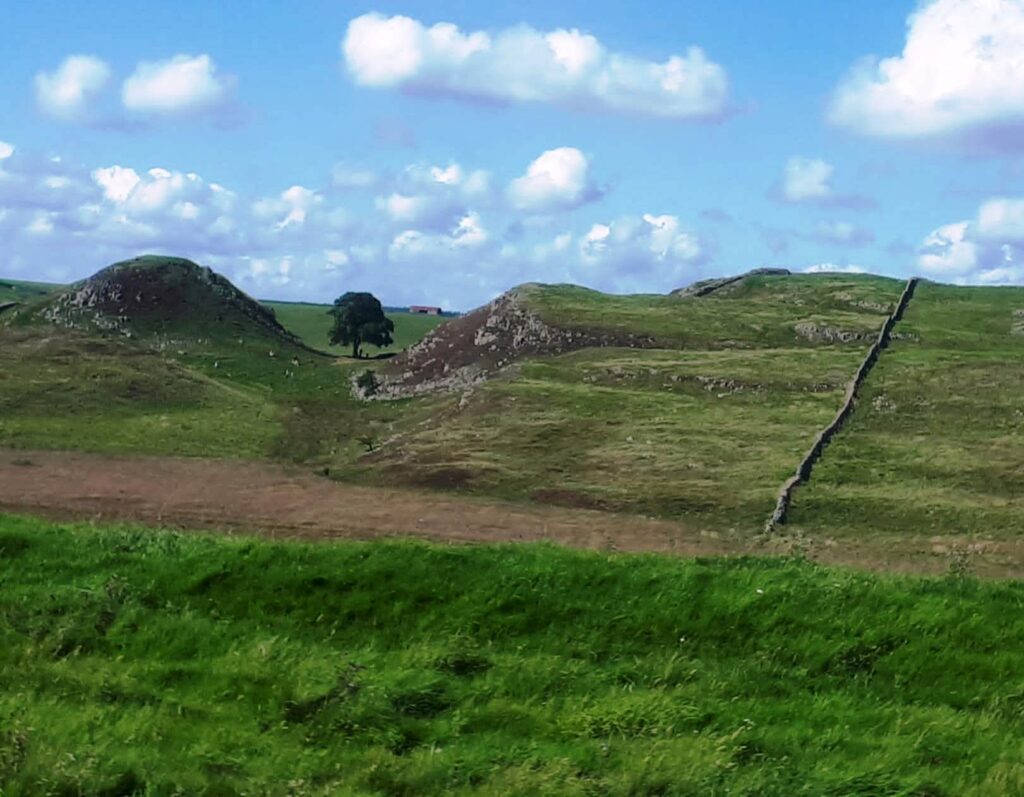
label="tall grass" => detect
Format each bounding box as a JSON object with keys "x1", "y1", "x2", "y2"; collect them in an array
[{"x1": 3, "y1": 514, "x2": 1024, "y2": 795}]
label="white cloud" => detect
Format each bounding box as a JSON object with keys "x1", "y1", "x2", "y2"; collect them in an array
[
  {"x1": 507, "y1": 147, "x2": 597, "y2": 212},
  {"x1": 34, "y1": 55, "x2": 111, "y2": 121},
  {"x1": 809, "y1": 220, "x2": 874, "y2": 247},
  {"x1": 92, "y1": 165, "x2": 141, "y2": 202},
  {"x1": 342, "y1": 13, "x2": 729, "y2": 119},
  {"x1": 0, "y1": 141, "x2": 14, "y2": 160},
  {"x1": 917, "y1": 221, "x2": 979, "y2": 274},
  {"x1": 253, "y1": 185, "x2": 320, "y2": 230},
  {"x1": 388, "y1": 211, "x2": 489, "y2": 261},
  {"x1": 775, "y1": 156, "x2": 874, "y2": 209},
  {"x1": 977, "y1": 198, "x2": 1024, "y2": 242},
  {"x1": 781, "y1": 157, "x2": 833, "y2": 203},
  {"x1": 829, "y1": 0, "x2": 1024, "y2": 146},
  {"x1": 579, "y1": 213, "x2": 709, "y2": 280},
  {"x1": 376, "y1": 192, "x2": 429, "y2": 222},
  {"x1": 26, "y1": 212, "x2": 55, "y2": 236},
  {"x1": 122, "y1": 54, "x2": 233, "y2": 115},
  {"x1": 0, "y1": 143, "x2": 724, "y2": 308}
]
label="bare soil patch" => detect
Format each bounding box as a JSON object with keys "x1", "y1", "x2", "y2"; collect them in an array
[{"x1": 2, "y1": 448, "x2": 1022, "y2": 579}]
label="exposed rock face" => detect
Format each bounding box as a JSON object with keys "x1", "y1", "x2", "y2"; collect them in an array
[
  {"x1": 368, "y1": 286, "x2": 654, "y2": 399},
  {"x1": 671, "y1": 268, "x2": 791, "y2": 299},
  {"x1": 793, "y1": 322, "x2": 868, "y2": 344},
  {"x1": 31, "y1": 256, "x2": 296, "y2": 344}
]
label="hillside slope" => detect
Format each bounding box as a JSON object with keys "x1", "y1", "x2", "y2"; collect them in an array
[
  {"x1": 333, "y1": 272, "x2": 913, "y2": 527},
  {"x1": 376, "y1": 272, "x2": 906, "y2": 397},
  {"x1": 9, "y1": 255, "x2": 299, "y2": 347},
  {"x1": 790, "y1": 280, "x2": 1024, "y2": 541}
]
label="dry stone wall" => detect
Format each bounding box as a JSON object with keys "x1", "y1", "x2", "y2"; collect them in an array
[{"x1": 764, "y1": 277, "x2": 919, "y2": 533}]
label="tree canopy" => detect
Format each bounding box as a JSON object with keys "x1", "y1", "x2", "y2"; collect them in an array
[{"x1": 328, "y1": 292, "x2": 394, "y2": 358}]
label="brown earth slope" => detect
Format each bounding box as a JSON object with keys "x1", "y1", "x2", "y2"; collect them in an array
[{"x1": 2, "y1": 448, "x2": 1021, "y2": 578}]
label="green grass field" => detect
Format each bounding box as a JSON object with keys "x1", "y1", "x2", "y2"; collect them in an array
[
  {"x1": 333, "y1": 274, "x2": 908, "y2": 525},
  {"x1": 790, "y1": 281, "x2": 1024, "y2": 539},
  {"x1": 0, "y1": 278, "x2": 58, "y2": 305},
  {"x1": 264, "y1": 301, "x2": 449, "y2": 356},
  {"x1": 342, "y1": 346, "x2": 867, "y2": 526},
  {"x1": 5, "y1": 262, "x2": 1024, "y2": 540},
  {"x1": 3, "y1": 514, "x2": 1024, "y2": 796}
]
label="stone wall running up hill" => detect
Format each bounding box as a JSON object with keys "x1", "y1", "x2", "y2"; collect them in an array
[{"x1": 764, "y1": 277, "x2": 920, "y2": 533}]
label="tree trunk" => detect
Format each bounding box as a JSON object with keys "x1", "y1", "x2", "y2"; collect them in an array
[{"x1": 352, "y1": 339, "x2": 361, "y2": 358}]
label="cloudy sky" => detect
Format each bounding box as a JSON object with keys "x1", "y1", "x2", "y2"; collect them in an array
[{"x1": 3, "y1": 0, "x2": 1024, "y2": 309}]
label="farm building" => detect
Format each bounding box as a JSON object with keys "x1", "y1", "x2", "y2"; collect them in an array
[{"x1": 409, "y1": 305, "x2": 442, "y2": 315}]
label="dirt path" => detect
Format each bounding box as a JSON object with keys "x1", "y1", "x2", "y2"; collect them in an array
[{"x1": 1, "y1": 448, "x2": 1021, "y2": 578}]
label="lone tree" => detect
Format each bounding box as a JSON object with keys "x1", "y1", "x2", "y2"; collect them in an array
[{"x1": 328, "y1": 291, "x2": 394, "y2": 358}]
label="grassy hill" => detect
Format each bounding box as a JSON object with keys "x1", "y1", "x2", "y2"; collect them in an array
[
  {"x1": 0, "y1": 258, "x2": 376, "y2": 460},
  {"x1": 3, "y1": 260, "x2": 1024, "y2": 542},
  {"x1": 790, "y1": 281, "x2": 1024, "y2": 541},
  {"x1": 3, "y1": 513, "x2": 1024, "y2": 796},
  {"x1": 337, "y1": 273, "x2": 909, "y2": 528}
]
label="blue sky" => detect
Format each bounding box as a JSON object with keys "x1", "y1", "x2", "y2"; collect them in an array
[{"x1": 2, "y1": 0, "x2": 1024, "y2": 309}]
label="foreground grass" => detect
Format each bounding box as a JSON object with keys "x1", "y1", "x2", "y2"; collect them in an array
[{"x1": 3, "y1": 515, "x2": 1024, "y2": 795}]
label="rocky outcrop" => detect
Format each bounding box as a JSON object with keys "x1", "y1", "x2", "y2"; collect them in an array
[
  {"x1": 671, "y1": 268, "x2": 791, "y2": 299},
  {"x1": 368, "y1": 286, "x2": 654, "y2": 399},
  {"x1": 27, "y1": 256, "x2": 300, "y2": 346},
  {"x1": 793, "y1": 323, "x2": 869, "y2": 344},
  {"x1": 764, "y1": 277, "x2": 919, "y2": 533}
]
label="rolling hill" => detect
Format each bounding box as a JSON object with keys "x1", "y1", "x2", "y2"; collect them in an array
[{"x1": 3, "y1": 256, "x2": 1023, "y2": 553}]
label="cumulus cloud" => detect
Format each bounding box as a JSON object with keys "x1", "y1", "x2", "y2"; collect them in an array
[
  {"x1": 780, "y1": 157, "x2": 832, "y2": 203},
  {"x1": 507, "y1": 147, "x2": 599, "y2": 213},
  {"x1": 0, "y1": 142, "x2": 14, "y2": 160},
  {"x1": 0, "y1": 142, "x2": 722, "y2": 308},
  {"x1": 576, "y1": 213, "x2": 710, "y2": 290},
  {"x1": 775, "y1": 156, "x2": 874, "y2": 209},
  {"x1": 918, "y1": 221, "x2": 980, "y2": 275},
  {"x1": 829, "y1": 0, "x2": 1024, "y2": 149},
  {"x1": 977, "y1": 198, "x2": 1024, "y2": 242},
  {"x1": 34, "y1": 55, "x2": 112, "y2": 121},
  {"x1": 388, "y1": 211, "x2": 489, "y2": 261},
  {"x1": 342, "y1": 13, "x2": 729, "y2": 119},
  {"x1": 808, "y1": 220, "x2": 875, "y2": 247},
  {"x1": 253, "y1": 185, "x2": 320, "y2": 230},
  {"x1": 122, "y1": 54, "x2": 234, "y2": 115}
]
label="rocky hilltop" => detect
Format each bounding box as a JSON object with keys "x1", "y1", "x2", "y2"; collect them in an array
[
  {"x1": 19, "y1": 255, "x2": 298, "y2": 345},
  {"x1": 368, "y1": 285, "x2": 654, "y2": 399}
]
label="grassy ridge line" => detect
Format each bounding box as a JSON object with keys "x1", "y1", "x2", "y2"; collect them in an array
[
  {"x1": 3, "y1": 514, "x2": 1024, "y2": 795},
  {"x1": 765, "y1": 278, "x2": 920, "y2": 532}
]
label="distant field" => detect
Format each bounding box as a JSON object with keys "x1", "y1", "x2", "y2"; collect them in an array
[
  {"x1": 0, "y1": 277, "x2": 58, "y2": 305},
  {"x1": 264, "y1": 300, "x2": 449, "y2": 356},
  {"x1": 790, "y1": 281, "x2": 1024, "y2": 539},
  {"x1": 3, "y1": 513, "x2": 1024, "y2": 796}
]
